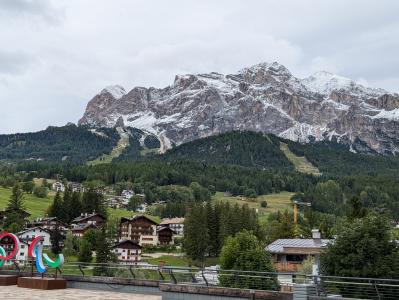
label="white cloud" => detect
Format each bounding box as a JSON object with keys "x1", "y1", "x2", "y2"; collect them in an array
[{"x1": 0, "y1": 0, "x2": 399, "y2": 133}]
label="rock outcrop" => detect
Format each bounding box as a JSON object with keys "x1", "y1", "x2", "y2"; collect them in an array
[{"x1": 79, "y1": 62, "x2": 399, "y2": 154}]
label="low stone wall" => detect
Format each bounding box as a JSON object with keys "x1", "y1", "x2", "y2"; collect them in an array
[
  {"x1": 0, "y1": 270, "x2": 293, "y2": 299},
  {"x1": 160, "y1": 283, "x2": 293, "y2": 300}
]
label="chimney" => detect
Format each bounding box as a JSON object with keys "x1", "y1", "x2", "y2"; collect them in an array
[{"x1": 312, "y1": 229, "x2": 321, "y2": 240}]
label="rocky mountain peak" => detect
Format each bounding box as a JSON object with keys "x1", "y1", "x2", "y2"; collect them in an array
[
  {"x1": 100, "y1": 85, "x2": 126, "y2": 99},
  {"x1": 79, "y1": 62, "x2": 399, "y2": 154}
]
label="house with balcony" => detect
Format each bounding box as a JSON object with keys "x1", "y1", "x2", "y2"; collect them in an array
[
  {"x1": 112, "y1": 240, "x2": 142, "y2": 264},
  {"x1": 159, "y1": 217, "x2": 184, "y2": 236},
  {"x1": 16, "y1": 227, "x2": 52, "y2": 248},
  {"x1": 119, "y1": 215, "x2": 159, "y2": 246},
  {"x1": 266, "y1": 229, "x2": 332, "y2": 273}
]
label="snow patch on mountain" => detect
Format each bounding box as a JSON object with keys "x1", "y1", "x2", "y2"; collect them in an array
[
  {"x1": 278, "y1": 122, "x2": 326, "y2": 142},
  {"x1": 371, "y1": 108, "x2": 399, "y2": 121},
  {"x1": 123, "y1": 112, "x2": 158, "y2": 134},
  {"x1": 101, "y1": 85, "x2": 126, "y2": 99},
  {"x1": 79, "y1": 61, "x2": 399, "y2": 154}
]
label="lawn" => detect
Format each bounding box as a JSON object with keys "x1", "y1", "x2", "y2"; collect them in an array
[
  {"x1": 142, "y1": 255, "x2": 219, "y2": 268},
  {"x1": 212, "y1": 191, "x2": 294, "y2": 223},
  {"x1": 280, "y1": 142, "x2": 321, "y2": 176},
  {"x1": 0, "y1": 187, "x2": 53, "y2": 220},
  {"x1": 107, "y1": 208, "x2": 161, "y2": 223}
]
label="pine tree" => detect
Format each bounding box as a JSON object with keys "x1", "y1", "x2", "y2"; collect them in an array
[
  {"x1": 184, "y1": 204, "x2": 209, "y2": 263},
  {"x1": 63, "y1": 231, "x2": 76, "y2": 256},
  {"x1": 206, "y1": 202, "x2": 219, "y2": 257},
  {"x1": 50, "y1": 223, "x2": 64, "y2": 255},
  {"x1": 49, "y1": 191, "x2": 64, "y2": 220},
  {"x1": 7, "y1": 184, "x2": 25, "y2": 211},
  {"x1": 62, "y1": 186, "x2": 72, "y2": 223},
  {"x1": 3, "y1": 184, "x2": 26, "y2": 232},
  {"x1": 69, "y1": 192, "x2": 82, "y2": 222},
  {"x1": 93, "y1": 226, "x2": 116, "y2": 276},
  {"x1": 78, "y1": 239, "x2": 92, "y2": 263}
]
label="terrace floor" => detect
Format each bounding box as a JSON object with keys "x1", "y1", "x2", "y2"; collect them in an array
[{"x1": 0, "y1": 286, "x2": 161, "y2": 300}]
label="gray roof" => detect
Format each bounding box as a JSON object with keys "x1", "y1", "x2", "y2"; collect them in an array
[{"x1": 266, "y1": 239, "x2": 332, "y2": 254}]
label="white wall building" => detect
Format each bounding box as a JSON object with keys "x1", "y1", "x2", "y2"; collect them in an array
[
  {"x1": 112, "y1": 240, "x2": 142, "y2": 264},
  {"x1": 160, "y1": 217, "x2": 185, "y2": 236},
  {"x1": 17, "y1": 227, "x2": 52, "y2": 248},
  {"x1": 52, "y1": 182, "x2": 65, "y2": 192}
]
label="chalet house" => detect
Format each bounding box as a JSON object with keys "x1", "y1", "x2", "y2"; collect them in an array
[
  {"x1": 52, "y1": 181, "x2": 65, "y2": 192},
  {"x1": 119, "y1": 215, "x2": 159, "y2": 246},
  {"x1": 68, "y1": 182, "x2": 85, "y2": 193},
  {"x1": 157, "y1": 226, "x2": 175, "y2": 245},
  {"x1": 71, "y1": 212, "x2": 106, "y2": 228},
  {"x1": 16, "y1": 227, "x2": 52, "y2": 248},
  {"x1": 0, "y1": 237, "x2": 29, "y2": 265},
  {"x1": 112, "y1": 240, "x2": 142, "y2": 264},
  {"x1": 266, "y1": 229, "x2": 332, "y2": 273},
  {"x1": 0, "y1": 209, "x2": 31, "y2": 223},
  {"x1": 27, "y1": 217, "x2": 67, "y2": 233},
  {"x1": 121, "y1": 189, "x2": 134, "y2": 200},
  {"x1": 160, "y1": 217, "x2": 185, "y2": 236},
  {"x1": 71, "y1": 223, "x2": 97, "y2": 237}
]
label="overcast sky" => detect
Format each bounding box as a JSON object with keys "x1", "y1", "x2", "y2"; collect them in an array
[{"x1": 1, "y1": 0, "x2": 398, "y2": 133}]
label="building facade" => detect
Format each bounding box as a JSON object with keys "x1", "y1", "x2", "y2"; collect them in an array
[
  {"x1": 159, "y1": 217, "x2": 185, "y2": 236},
  {"x1": 112, "y1": 240, "x2": 142, "y2": 264},
  {"x1": 119, "y1": 215, "x2": 159, "y2": 246}
]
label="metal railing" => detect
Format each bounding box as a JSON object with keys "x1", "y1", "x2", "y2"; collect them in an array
[{"x1": 1, "y1": 260, "x2": 399, "y2": 299}]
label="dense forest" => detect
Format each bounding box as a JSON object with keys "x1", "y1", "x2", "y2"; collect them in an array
[
  {"x1": 0, "y1": 124, "x2": 120, "y2": 163},
  {"x1": 162, "y1": 131, "x2": 293, "y2": 169},
  {"x1": 1, "y1": 128, "x2": 399, "y2": 218}
]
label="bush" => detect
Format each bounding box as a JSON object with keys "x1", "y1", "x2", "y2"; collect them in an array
[
  {"x1": 33, "y1": 186, "x2": 48, "y2": 198},
  {"x1": 260, "y1": 200, "x2": 268, "y2": 208},
  {"x1": 244, "y1": 188, "x2": 257, "y2": 198}
]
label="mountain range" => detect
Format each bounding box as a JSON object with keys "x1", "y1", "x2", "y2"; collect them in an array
[{"x1": 79, "y1": 62, "x2": 399, "y2": 154}]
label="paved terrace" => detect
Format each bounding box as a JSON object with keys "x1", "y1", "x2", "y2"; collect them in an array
[{"x1": 0, "y1": 286, "x2": 161, "y2": 300}]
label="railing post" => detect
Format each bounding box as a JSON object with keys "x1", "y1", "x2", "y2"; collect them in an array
[
  {"x1": 373, "y1": 280, "x2": 381, "y2": 300},
  {"x1": 201, "y1": 269, "x2": 208, "y2": 286},
  {"x1": 169, "y1": 269, "x2": 177, "y2": 284},
  {"x1": 78, "y1": 264, "x2": 85, "y2": 277},
  {"x1": 129, "y1": 265, "x2": 135, "y2": 278}
]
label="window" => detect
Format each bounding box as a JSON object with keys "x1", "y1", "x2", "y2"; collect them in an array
[{"x1": 286, "y1": 254, "x2": 305, "y2": 262}]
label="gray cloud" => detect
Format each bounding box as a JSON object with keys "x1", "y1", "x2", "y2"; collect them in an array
[
  {"x1": 0, "y1": 0, "x2": 398, "y2": 133},
  {"x1": 0, "y1": 50, "x2": 36, "y2": 75},
  {"x1": 0, "y1": 0, "x2": 61, "y2": 23}
]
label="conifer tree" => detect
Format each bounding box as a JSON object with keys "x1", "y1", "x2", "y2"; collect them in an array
[
  {"x1": 93, "y1": 226, "x2": 116, "y2": 276},
  {"x1": 7, "y1": 184, "x2": 25, "y2": 211},
  {"x1": 206, "y1": 201, "x2": 219, "y2": 257},
  {"x1": 50, "y1": 223, "x2": 64, "y2": 254},
  {"x1": 62, "y1": 186, "x2": 72, "y2": 223},
  {"x1": 78, "y1": 239, "x2": 92, "y2": 263},
  {"x1": 3, "y1": 184, "x2": 26, "y2": 232},
  {"x1": 184, "y1": 204, "x2": 209, "y2": 262},
  {"x1": 49, "y1": 191, "x2": 64, "y2": 220},
  {"x1": 63, "y1": 231, "x2": 76, "y2": 257},
  {"x1": 69, "y1": 192, "x2": 82, "y2": 221}
]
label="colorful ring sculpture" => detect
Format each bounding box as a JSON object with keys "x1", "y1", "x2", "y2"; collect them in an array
[
  {"x1": 28, "y1": 236, "x2": 64, "y2": 273},
  {"x1": 0, "y1": 232, "x2": 20, "y2": 266},
  {"x1": 0, "y1": 232, "x2": 64, "y2": 273}
]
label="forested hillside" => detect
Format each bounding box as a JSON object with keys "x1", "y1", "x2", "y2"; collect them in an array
[
  {"x1": 0, "y1": 124, "x2": 120, "y2": 163},
  {"x1": 286, "y1": 139, "x2": 399, "y2": 176},
  {"x1": 162, "y1": 131, "x2": 293, "y2": 169}
]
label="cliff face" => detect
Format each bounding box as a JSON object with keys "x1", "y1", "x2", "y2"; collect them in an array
[{"x1": 79, "y1": 62, "x2": 399, "y2": 154}]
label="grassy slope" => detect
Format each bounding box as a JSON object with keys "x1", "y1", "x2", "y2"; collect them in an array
[
  {"x1": 87, "y1": 127, "x2": 130, "y2": 166},
  {"x1": 211, "y1": 191, "x2": 293, "y2": 223},
  {"x1": 280, "y1": 142, "x2": 321, "y2": 176},
  {"x1": 0, "y1": 186, "x2": 161, "y2": 223},
  {"x1": 0, "y1": 187, "x2": 53, "y2": 220}
]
